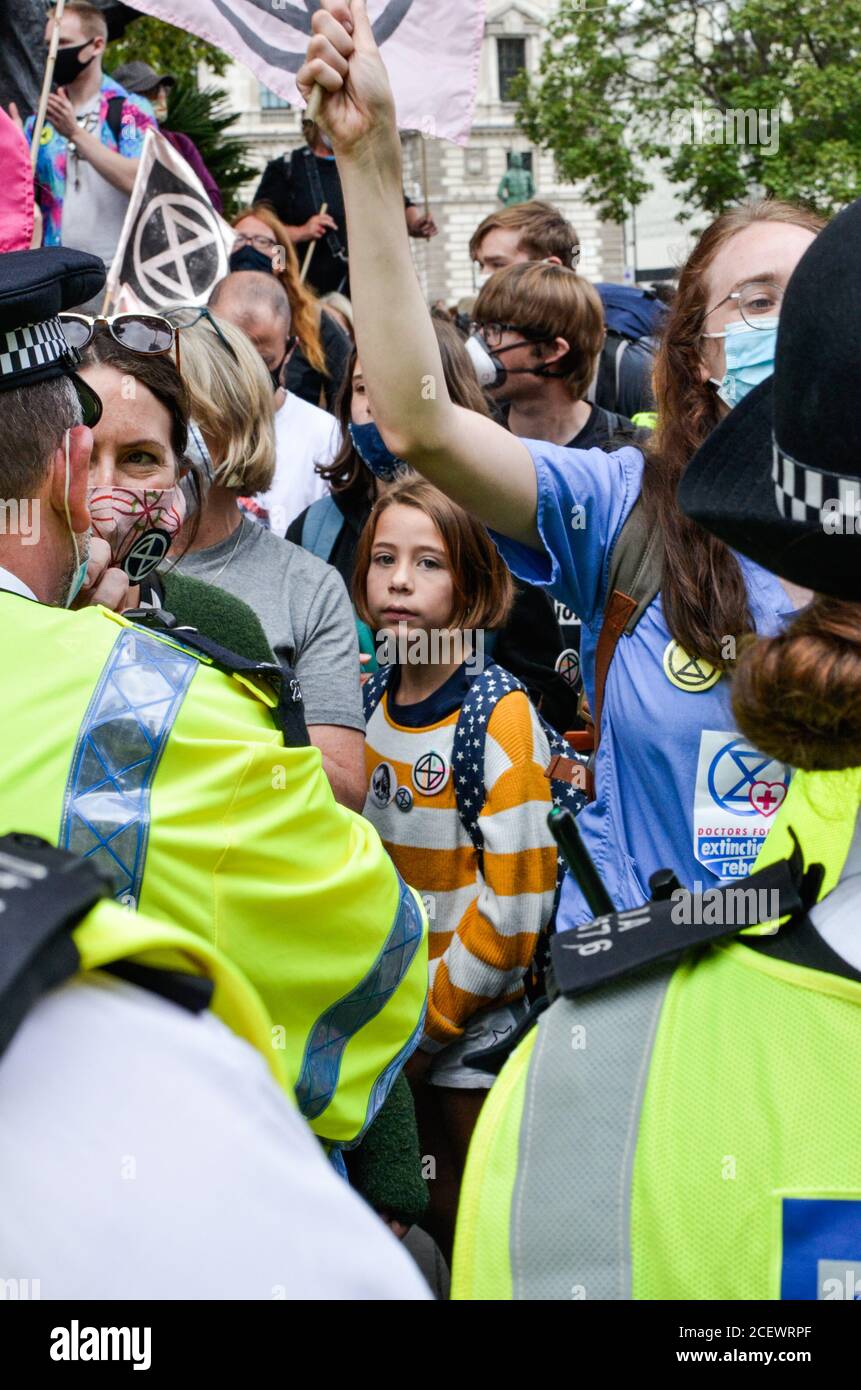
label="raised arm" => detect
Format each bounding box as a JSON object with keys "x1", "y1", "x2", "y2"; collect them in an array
[{"x1": 298, "y1": 1, "x2": 541, "y2": 548}]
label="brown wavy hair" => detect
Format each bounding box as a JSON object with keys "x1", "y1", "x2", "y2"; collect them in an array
[
  {"x1": 321, "y1": 317, "x2": 492, "y2": 511},
  {"x1": 733, "y1": 597, "x2": 861, "y2": 771},
  {"x1": 645, "y1": 200, "x2": 825, "y2": 669},
  {"x1": 232, "y1": 204, "x2": 326, "y2": 376},
  {"x1": 353, "y1": 475, "x2": 514, "y2": 632}
]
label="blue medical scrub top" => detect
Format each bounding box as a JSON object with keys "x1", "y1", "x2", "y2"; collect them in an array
[{"x1": 492, "y1": 440, "x2": 794, "y2": 930}]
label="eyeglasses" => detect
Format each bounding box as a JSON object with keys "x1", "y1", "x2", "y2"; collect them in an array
[
  {"x1": 703, "y1": 281, "x2": 784, "y2": 333},
  {"x1": 233, "y1": 232, "x2": 279, "y2": 255},
  {"x1": 470, "y1": 321, "x2": 547, "y2": 351},
  {"x1": 164, "y1": 305, "x2": 239, "y2": 363},
  {"x1": 60, "y1": 312, "x2": 176, "y2": 356}
]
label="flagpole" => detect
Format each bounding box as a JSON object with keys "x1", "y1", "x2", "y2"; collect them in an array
[
  {"x1": 305, "y1": 85, "x2": 324, "y2": 127},
  {"x1": 31, "y1": 0, "x2": 68, "y2": 171},
  {"x1": 300, "y1": 202, "x2": 328, "y2": 284},
  {"x1": 420, "y1": 135, "x2": 430, "y2": 218}
]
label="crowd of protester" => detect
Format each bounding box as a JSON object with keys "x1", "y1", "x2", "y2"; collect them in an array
[{"x1": 1, "y1": 0, "x2": 860, "y2": 1306}]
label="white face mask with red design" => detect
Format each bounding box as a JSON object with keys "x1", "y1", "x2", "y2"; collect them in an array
[{"x1": 87, "y1": 485, "x2": 187, "y2": 584}]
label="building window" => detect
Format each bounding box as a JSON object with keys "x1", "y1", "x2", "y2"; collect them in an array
[
  {"x1": 497, "y1": 37, "x2": 526, "y2": 103},
  {"x1": 260, "y1": 84, "x2": 290, "y2": 111}
]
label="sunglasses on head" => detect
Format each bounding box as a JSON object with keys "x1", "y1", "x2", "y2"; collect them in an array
[
  {"x1": 60, "y1": 312, "x2": 176, "y2": 357},
  {"x1": 60, "y1": 310, "x2": 191, "y2": 433},
  {"x1": 164, "y1": 305, "x2": 239, "y2": 363}
]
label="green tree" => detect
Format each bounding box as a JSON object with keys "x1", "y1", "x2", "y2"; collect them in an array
[
  {"x1": 514, "y1": 0, "x2": 861, "y2": 223},
  {"x1": 106, "y1": 15, "x2": 229, "y2": 83},
  {"x1": 166, "y1": 80, "x2": 258, "y2": 220},
  {"x1": 105, "y1": 15, "x2": 256, "y2": 218}
]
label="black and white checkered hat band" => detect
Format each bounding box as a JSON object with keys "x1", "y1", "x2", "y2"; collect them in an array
[
  {"x1": 0, "y1": 316, "x2": 74, "y2": 384},
  {"x1": 772, "y1": 436, "x2": 860, "y2": 523}
]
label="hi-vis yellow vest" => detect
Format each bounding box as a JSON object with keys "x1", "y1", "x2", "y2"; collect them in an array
[
  {"x1": 0, "y1": 594, "x2": 428, "y2": 1145},
  {"x1": 72, "y1": 898, "x2": 292, "y2": 1094},
  {"x1": 453, "y1": 766, "x2": 861, "y2": 1300}
]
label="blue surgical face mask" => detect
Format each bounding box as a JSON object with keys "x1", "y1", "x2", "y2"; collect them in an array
[
  {"x1": 706, "y1": 317, "x2": 778, "y2": 408},
  {"x1": 63, "y1": 430, "x2": 90, "y2": 608},
  {"x1": 349, "y1": 421, "x2": 412, "y2": 483}
]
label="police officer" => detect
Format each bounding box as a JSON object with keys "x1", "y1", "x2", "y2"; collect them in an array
[
  {"x1": 0, "y1": 833, "x2": 430, "y2": 1298},
  {"x1": 452, "y1": 194, "x2": 861, "y2": 1301},
  {"x1": 0, "y1": 247, "x2": 428, "y2": 1150}
]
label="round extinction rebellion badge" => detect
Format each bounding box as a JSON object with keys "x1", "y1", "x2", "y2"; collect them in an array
[
  {"x1": 663, "y1": 639, "x2": 721, "y2": 693},
  {"x1": 412, "y1": 751, "x2": 449, "y2": 797}
]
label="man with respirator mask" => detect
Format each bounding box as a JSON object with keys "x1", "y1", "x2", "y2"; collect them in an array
[
  {"x1": 0, "y1": 245, "x2": 430, "y2": 1155},
  {"x1": 464, "y1": 261, "x2": 645, "y2": 717},
  {"x1": 8, "y1": 2, "x2": 155, "y2": 309}
]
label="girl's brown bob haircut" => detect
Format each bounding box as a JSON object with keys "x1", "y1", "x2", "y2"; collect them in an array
[{"x1": 353, "y1": 476, "x2": 515, "y2": 633}]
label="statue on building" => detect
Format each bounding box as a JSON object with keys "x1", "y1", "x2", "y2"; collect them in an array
[{"x1": 497, "y1": 153, "x2": 534, "y2": 207}]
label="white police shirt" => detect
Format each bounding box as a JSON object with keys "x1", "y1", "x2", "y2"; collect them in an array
[{"x1": 0, "y1": 972, "x2": 431, "y2": 1300}]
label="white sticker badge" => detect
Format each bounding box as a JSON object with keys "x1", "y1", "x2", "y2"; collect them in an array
[
  {"x1": 693, "y1": 731, "x2": 791, "y2": 881},
  {"x1": 369, "y1": 761, "x2": 397, "y2": 809}
]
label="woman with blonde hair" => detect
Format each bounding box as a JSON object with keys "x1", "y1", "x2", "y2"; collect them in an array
[
  {"x1": 229, "y1": 203, "x2": 350, "y2": 410},
  {"x1": 164, "y1": 305, "x2": 367, "y2": 813}
]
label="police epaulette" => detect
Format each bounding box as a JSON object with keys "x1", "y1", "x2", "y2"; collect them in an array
[
  {"x1": 125, "y1": 608, "x2": 310, "y2": 749},
  {"x1": 548, "y1": 835, "x2": 820, "y2": 1000}
]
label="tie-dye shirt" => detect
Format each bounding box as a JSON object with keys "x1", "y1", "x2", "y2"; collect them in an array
[{"x1": 26, "y1": 78, "x2": 155, "y2": 248}]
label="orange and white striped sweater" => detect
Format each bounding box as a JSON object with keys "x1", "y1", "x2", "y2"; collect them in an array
[{"x1": 363, "y1": 683, "x2": 557, "y2": 1051}]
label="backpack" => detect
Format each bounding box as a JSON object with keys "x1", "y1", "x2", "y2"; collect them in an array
[
  {"x1": 301, "y1": 494, "x2": 343, "y2": 563},
  {"x1": 363, "y1": 662, "x2": 589, "y2": 921},
  {"x1": 590, "y1": 284, "x2": 668, "y2": 416}
]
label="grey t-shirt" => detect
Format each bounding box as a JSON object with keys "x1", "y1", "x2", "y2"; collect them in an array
[{"x1": 174, "y1": 518, "x2": 364, "y2": 731}]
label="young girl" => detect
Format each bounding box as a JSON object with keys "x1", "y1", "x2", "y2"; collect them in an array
[
  {"x1": 288, "y1": 319, "x2": 580, "y2": 734},
  {"x1": 354, "y1": 476, "x2": 559, "y2": 1259}
]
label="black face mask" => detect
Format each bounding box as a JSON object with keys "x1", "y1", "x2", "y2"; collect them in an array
[
  {"x1": 229, "y1": 245, "x2": 275, "y2": 276},
  {"x1": 53, "y1": 41, "x2": 96, "y2": 89}
]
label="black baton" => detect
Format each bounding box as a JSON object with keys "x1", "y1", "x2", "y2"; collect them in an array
[{"x1": 548, "y1": 807, "x2": 615, "y2": 918}]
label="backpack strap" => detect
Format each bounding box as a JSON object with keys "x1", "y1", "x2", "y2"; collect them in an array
[
  {"x1": 106, "y1": 95, "x2": 125, "y2": 147},
  {"x1": 613, "y1": 337, "x2": 629, "y2": 409},
  {"x1": 592, "y1": 494, "x2": 663, "y2": 740},
  {"x1": 362, "y1": 663, "x2": 395, "y2": 722},
  {"x1": 454, "y1": 665, "x2": 588, "y2": 874},
  {"x1": 301, "y1": 494, "x2": 344, "y2": 564},
  {"x1": 124, "y1": 609, "x2": 310, "y2": 748},
  {"x1": 302, "y1": 148, "x2": 349, "y2": 275}
]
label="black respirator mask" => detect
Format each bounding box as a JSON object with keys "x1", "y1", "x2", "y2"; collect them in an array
[{"x1": 465, "y1": 333, "x2": 566, "y2": 391}]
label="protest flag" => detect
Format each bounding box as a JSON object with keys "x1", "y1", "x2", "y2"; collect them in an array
[
  {"x1": 106, "y1": 129, "x2": 233, "y2": 310},
  {"x1": 121, "y1": 0, "x2": 485, "y2": 145}
]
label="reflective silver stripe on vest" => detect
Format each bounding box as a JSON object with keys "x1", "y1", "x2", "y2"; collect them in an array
[
  {"x1": 295, "y1": 875, "x2": 425, "y2": 1122},
  {"x1": 59, "y1": 627, "x2": 198, "y2": 905},
  {"x1": 510, "y1": 961, "x2": 673, "y2": 1300}
]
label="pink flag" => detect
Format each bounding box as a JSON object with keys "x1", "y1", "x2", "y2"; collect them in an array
[
  {"x1": 123, "y1": 0, "x2": 485, "y2": 144},
  {"x1": 0, "y1": 108, "x2": 35, "y2": 251}
]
